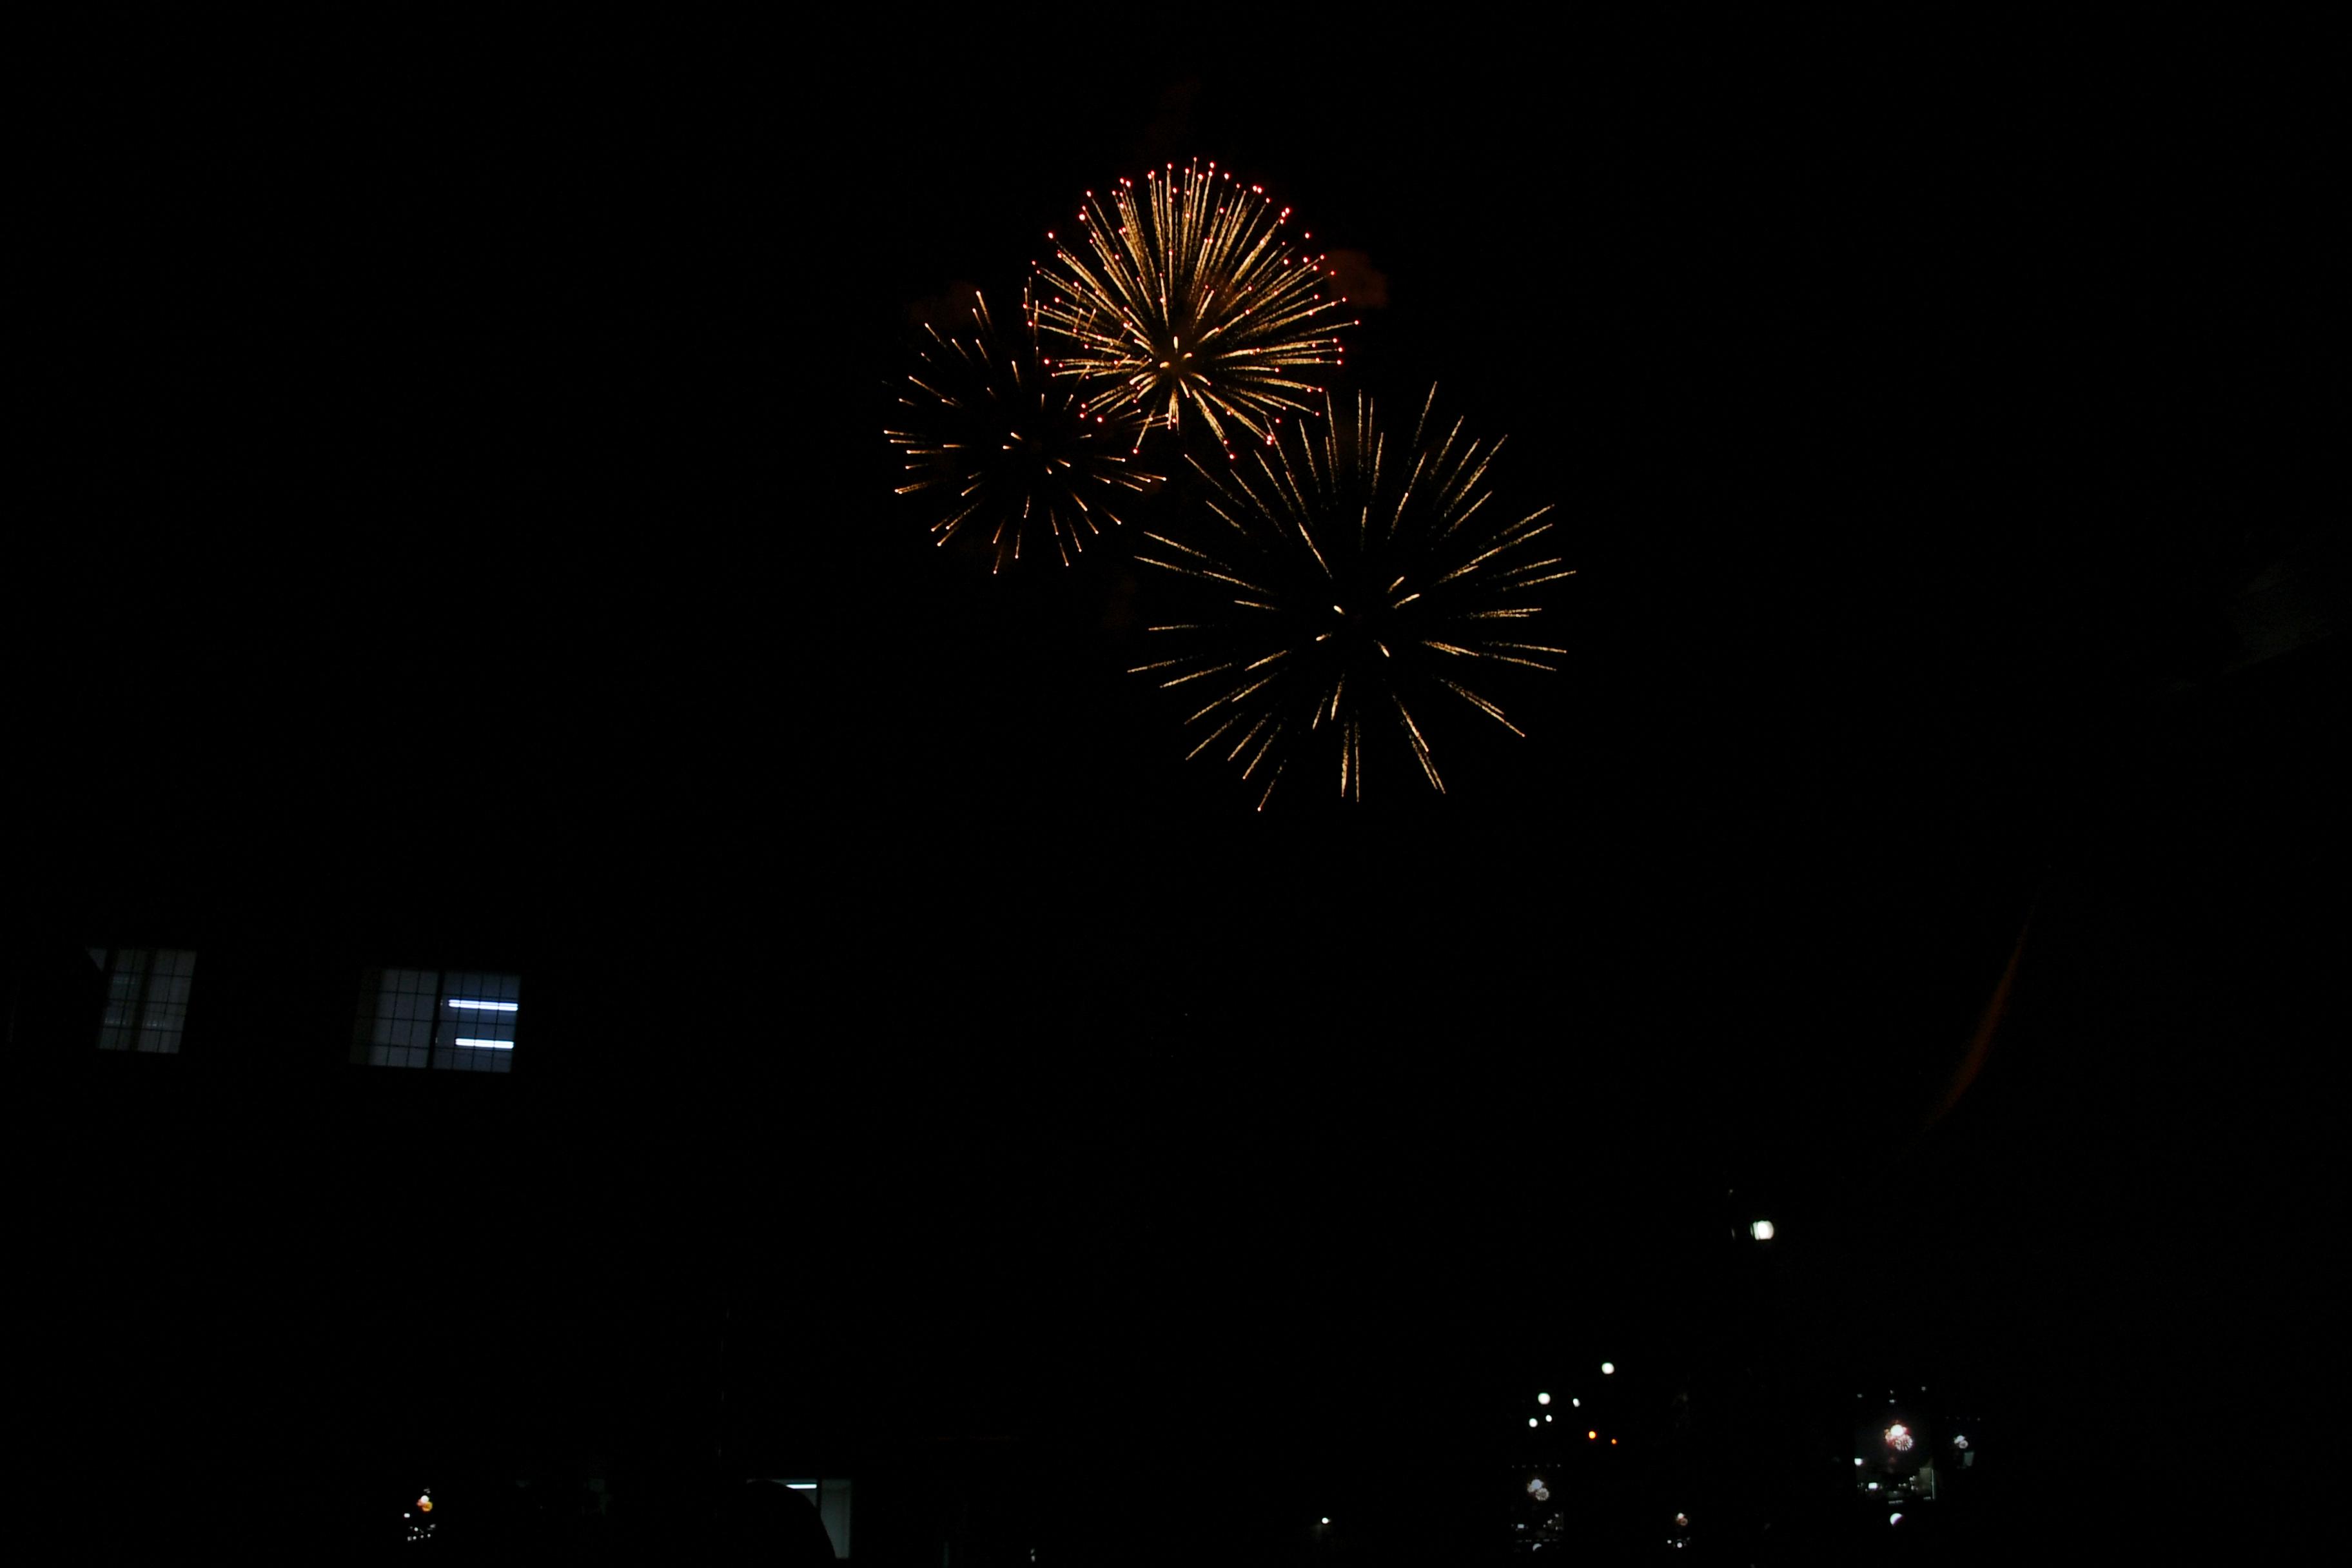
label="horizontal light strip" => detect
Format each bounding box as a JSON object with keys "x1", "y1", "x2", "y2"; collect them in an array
[
  {"x1": 785, "y1": 1484, "x2": 818, "y2": 1491},
  {"x1": 454, "y1": 1038, "x2": 514, "y2": 1050},
  {"x1": 449, "y1": 999, "x2": 518, "y2": 1012}
]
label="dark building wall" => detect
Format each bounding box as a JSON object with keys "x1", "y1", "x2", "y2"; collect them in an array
[{"x1": 19, "y1": 902, "x2": 785, "y2": 1534}]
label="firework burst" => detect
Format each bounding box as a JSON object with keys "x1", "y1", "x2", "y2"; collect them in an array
[
  {"x1": 1132, "y1": 388, "x2": 1573, "y2": 808},
  {"x1": 1031, "y1": 161, "x2": 1355, "y2": 454},
  {"x1": 887, "y1": 288, "x2": 1161, "y2": 571}
]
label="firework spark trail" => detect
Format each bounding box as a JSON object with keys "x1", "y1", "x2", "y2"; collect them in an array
[
  {"x1": 1031, "y1": 160, "x2": 1357, "y2": 455},
  {"x1": 1131, "y1": 388, "x2": 1573, "y2": 808},
  {"x1": 885, "y1": 288, "x2": 1161, "y2": 571}
]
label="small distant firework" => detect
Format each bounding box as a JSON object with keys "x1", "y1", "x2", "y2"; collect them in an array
[
  {"x1": 1031, "y1": 161, "x2": 1355, "y2": 453},
  {"x1": 887, "y1": 288, "x2": 1160, "y2": 571},
  {"x1": 1131, "y1": 388, "x2": 1574, "y2": 808}
]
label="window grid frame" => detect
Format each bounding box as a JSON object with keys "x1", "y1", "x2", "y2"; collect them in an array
[
  {"x1": 89, "y1": 946, "x2": 196, "y2": 1054},
  {"x1": 362, "y1": 966, "x2": 520, "y2": 1073}
]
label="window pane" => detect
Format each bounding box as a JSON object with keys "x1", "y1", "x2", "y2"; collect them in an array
[
  {"x1": 91, "y1": 947, "x2": 196, "y2": 1054},
  {"x1": 360, "y1": 966, "x2": 520, "y2": 1070}
]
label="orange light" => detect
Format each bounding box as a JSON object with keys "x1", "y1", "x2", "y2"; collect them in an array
[
  {"x1": 1611, "y1": 1438, "x2": 1619, "y2": 1446},
  {"x1": 1587, "y1": 1431, "x2": 1597, "y2": 1440}
]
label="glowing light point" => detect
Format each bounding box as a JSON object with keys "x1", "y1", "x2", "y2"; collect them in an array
[
  {"x1": 1601, "y1": 1362, "x2": 1614, "y2": 1375},
  {"x1": 1749, "y1": 1219, "x2": 1774, "y2": 1240},
  {"x1": 1536, "y1": 1392, "x2": 1551, "y2": 1405}
]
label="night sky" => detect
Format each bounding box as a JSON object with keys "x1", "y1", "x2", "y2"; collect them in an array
[{"x1": 22, "y1": 22, "x2": 2339, "y2": 1557}]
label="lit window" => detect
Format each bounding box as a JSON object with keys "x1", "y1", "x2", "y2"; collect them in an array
[
  {"x1": 355, "y1": 966, "x2": 520, "y2": 1072},
  {"x1": 88, "y1": 946, "x2": 197, "y2": 1053}
]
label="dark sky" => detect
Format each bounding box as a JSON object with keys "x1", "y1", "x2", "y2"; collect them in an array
[{"x1": 23, "y1": 21, "x2": 2339, "y2": 1547}]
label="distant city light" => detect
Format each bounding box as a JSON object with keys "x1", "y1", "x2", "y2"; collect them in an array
[
  {"x1": 1674, "y1": 1513, "x2": 1689, "y2": 1528},
  {"x1": 1571, "y1": 1398, "x2": 1580, "y2": 1407},
  {"x1": 1868, "y1": 1482, "x2": 1879, "y2": 1491},
  {"x1": 449, "y1": 999, "x2": 518, "y2": 1012},
  {"x1": 1601, "y1": 1362, "x2": 1614, "y2": 1375},
  {"x1": 1749, "y1": 1220, "x2": 1774, "y2": 1240},
  {"x1": 1544, "y1": 1413, "x2": 1553, "y2": 1422},
  {"x1": 1885, "y1": 1424, "x2": 1913, "y2": 1452},
  {"x1": 1953, "y1": 1435, "x2": 1968, "y2": 1449},
  {"x1": 1319, "y1": 1518, "x2": 1329, "y2": 1525},
  {"x1": 1587, "y1": 1431, "x2": 1597, "y2": 1440},
  {"x1": 1855, "y1": 1458, "x2": 1866, "y2": 1466},
  {"x1": 1529, "y1": 1418, "x2": 1538, "y2": 1427},
  {"x1": 1890, "y1": 1513, "x2": 1904, "y2": 1526},
  {"x1": 454, "y1": 1038, "x2": 514, "y2": 1049},
  {"x1": 1537, "y1": 1392, "x2": 1551, "y2": 1405}
]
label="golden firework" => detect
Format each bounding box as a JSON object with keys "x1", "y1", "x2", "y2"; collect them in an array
[
  {"x1": 1132, "y1": 388, "x2": 1573, "y2": 808},
  {"x1": 887, "y1": 288, "x2": 1161, "y2": 571},
  {"x1": 1031, "y1": 161, "x2": 1355, "y2": 454}
]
